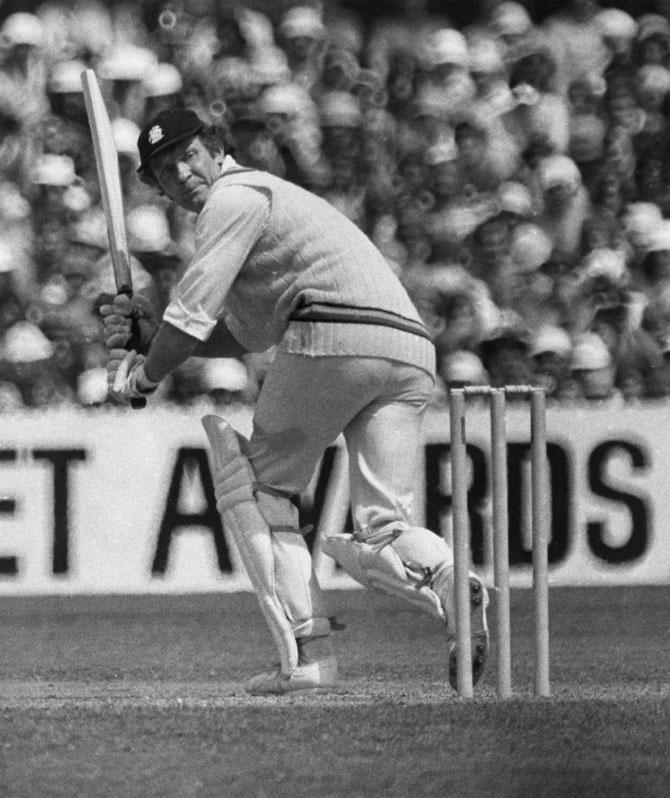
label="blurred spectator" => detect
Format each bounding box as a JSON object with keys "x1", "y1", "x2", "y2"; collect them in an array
[
  {"x1": 541, "y1": 0, "x2": 611, "y2": 100},
  {"x1": 454, "y1": 110, "x2": 518, "y2": 191},
  {"x1": 201, "y1": 356, "x2": 251, "y2": 406},
  {"x1": 503, "y1": 46, "x2": 570, "y2": 161},
  {"x1": 633, "y1": 220, "x2": 670, "y2": 300},
  {"x1": 598, "y1": 7, "x2": 638, "y2": 88},
  {"x1": 528, "y1": 323, "x2": 574, "y2": 398},
  {"x1": 503, "y1": 222, "x2": 556, "y2": 328},
  {"x1": 96, "y1": 44, "x2": 157, "y2": 124},
  {"x1": 634, "y1": 13, "x2": 670, "y2": 69},
  {"x1": 440, "y1": 347, "x2": 489, "y2": 386},
  {"x1": 435, "y1": 347, "x2": 489, "y2": 402},
  {"x1": 0, "y1": 319, "x2": 74, "y2": 407},
  {"x1": 641, "y1": 289, "x2": 670, "y2": 396},
  {"x1": 622, "y1": 201, "x2": 664, "y2": 270},
  {"x1": 486, "y1": 2, "x2": 536, "y2": 70},
  {"x1": 277, "y1": 4, "x2": 327, "y2": 94},
  {"x1": 319, "y1": 90, "x2": 362, "y2": 164},
  {"x1": 535, "y1": 153, "x2": 591, "y2": 257},
  {"x1": 567, "y1": 330, "x2": 619, "y2": 401},
  {"x1": 142, "y1": 62, "x2": 184, "y2": 119},
  {"x1": 3, "y1": 0, "x2": 670, "y2": 407},
  {"x1": 632, "y1": 63, "x2": 670, "y2": 158},
  {"x1": 478, "y1": 311, "x2": 533, "y2": 388}
]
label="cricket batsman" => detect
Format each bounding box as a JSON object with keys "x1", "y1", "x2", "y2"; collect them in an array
[{"x1": 102, "y1": 108, "x2": 489, "y2": 695}]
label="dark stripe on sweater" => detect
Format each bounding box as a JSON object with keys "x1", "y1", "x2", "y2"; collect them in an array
[{"x1": 289, "y1": 302, "x2": 431, "y2": 341}]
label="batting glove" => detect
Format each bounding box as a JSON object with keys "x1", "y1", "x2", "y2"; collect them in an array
[
  {"x1": 99, "y1": 293, "x2": 158, "y2": 354},
  {"x1": 109, "y1": 349, "x2": 159, "y2": 404}
]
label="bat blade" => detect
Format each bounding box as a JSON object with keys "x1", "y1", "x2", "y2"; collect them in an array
[
  {"x1": 80, "y1": 68, "x2": 133, "y2": 295},
  {"x1": 81, "y1": 69, "x2": 146, "y2": 409}
]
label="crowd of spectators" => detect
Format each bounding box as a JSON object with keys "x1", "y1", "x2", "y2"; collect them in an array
[{"x1": 3, "y1": 0, "x2": 670, "y2": 409}]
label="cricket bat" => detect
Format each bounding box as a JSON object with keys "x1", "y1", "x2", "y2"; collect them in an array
[
  {"x1": 80, "y1": 68, "x2": 133, "y2": 295},
  {"x1": 81, "y1": 68, "x2": 145, "y2": 408}
]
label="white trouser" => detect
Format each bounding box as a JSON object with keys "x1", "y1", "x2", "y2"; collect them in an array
[
  {"x1": 248, "y1": 352, "x2": 435, "y2": 530},
  {"x1": 248, "y1": 352, "x2": 454, "y2": 621}
]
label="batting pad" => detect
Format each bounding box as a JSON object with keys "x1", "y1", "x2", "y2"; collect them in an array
[
  {"x1": 254, "y1": 488, "x2": 331, "y2": 639},
  {"x1": 202, "y1": 415, "x2": 299, "y2": 675},
  {"x1": 323, "y1": 525, "x2": 453, "y2": 621}
]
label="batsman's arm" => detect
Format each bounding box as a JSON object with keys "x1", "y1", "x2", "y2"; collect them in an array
[
  {"x1": 142, "y1": 319, "x2": 248, "y2": 383},
  {"x1": 194, "y1": 319, "x2": 248, "y2": 359}
]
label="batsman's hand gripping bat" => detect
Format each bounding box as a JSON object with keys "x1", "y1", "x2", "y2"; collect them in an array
[{"x1": 81, "y1": 68, "x2": 146, "y2": 408}]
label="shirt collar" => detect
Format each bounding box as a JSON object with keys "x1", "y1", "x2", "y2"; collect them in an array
[{"x1": 220, "y1": 155, "x2": 239, "y2": 174}]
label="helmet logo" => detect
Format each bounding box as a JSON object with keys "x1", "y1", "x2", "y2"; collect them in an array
[{"x1": 148, "y1": 125, "x2": 164, "y2": 145}]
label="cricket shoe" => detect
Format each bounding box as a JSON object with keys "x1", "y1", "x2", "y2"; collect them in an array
[
  {"x1": 431, "y1": 564, "x2": 489, "y2": 691},
  {"x1": 244, "y1": 657, "x2": 338, "y2": 696}
]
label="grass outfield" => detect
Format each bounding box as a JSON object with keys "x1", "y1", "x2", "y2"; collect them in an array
[{"x1": 1, "y1": 587, "x2": 669, "y2": 798}]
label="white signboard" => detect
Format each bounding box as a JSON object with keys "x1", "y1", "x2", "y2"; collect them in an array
[{"x1": 0, "y1": 401, "x2": 669, "y2": 594}]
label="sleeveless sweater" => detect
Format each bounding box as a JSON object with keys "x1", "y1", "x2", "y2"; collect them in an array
[{"x1": 163, "y1": 161, "x2": 435, "y2": 378}]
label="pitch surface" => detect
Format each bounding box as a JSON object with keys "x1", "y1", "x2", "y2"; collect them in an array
[{"x1": 1, "y1": 588, "x2": 668, "y2": 797}]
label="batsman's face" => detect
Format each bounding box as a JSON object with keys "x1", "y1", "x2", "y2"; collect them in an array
[{"x1": 152, "y1": 137, "x2": 223, "y2": 212}]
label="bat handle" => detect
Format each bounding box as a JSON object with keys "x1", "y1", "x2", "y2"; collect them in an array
[{"x1": 119, "y1": 287, "x2": 147, "y2": 409}]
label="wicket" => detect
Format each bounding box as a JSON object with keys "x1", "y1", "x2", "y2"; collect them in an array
[{"x1": 448, "y1": 385, "x2": 551, "y2": 699}]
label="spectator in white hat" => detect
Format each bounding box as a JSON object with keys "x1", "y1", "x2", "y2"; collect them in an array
[
  {"x1": 495, "y1": 180, "x2": 535, "y2": 228},
  {"x1": 65, "y1": 0, "x2": 115, "y2": 61},
  {"x1": 62, "y1": 207, "x2": 110, "y2": 294},
  {"x1": 535, "y1": 154, "x2": 591, "y2": 258},
  {"x1": 633, "y1": 64, "x2": 670, "y2": 156},
  {"x1": 29, "y1": 154, "x2": 77, "y2": 256},
  {"x1": 502, "y1": 47, "x2": 570, "y2": 165},
  {"x1": 0, "y1": 319, "x2": 75, "y2": 407},
  {"x1": 468, "y1": 36, "x2": 514, "y2": 119},
  {"x1": 597, "y1": 7, "x2": 637, "y2": 89},
  {"x1": 277, "y1": 5, "x2": 327, "y2": 94},
  {"x1": 97, "y1": 44, "x2": 158, "y2": 123},
  {"x1": 46, "y1": 58, "x2": 89, "y2": 128},
  {"x1": 109, "y1": 117, "x2": 148, "y2": 205},
  {"x1": 569, "y1": 246, "x2": 663, "y2": 400},
  {"x1": 0, "y1": 12, "x2": 49, "y2": 123},
  {"x1": 541, "y1": 0, "x2": 611, "y2": 100},
  {"x1": 502, "y1": 222, "x2": 556, "y2": 328},
  {"x1": 424, "y1": 138, "x2": 461, "y2": 201},
  {"x1": 258, "y1": 82, "x2": 327, "y2": 188},
  {"x1": 409, "y1": 84, "x2": 454, "y2": 149},
  {"x1": 319, "y1": 90, "x2": 362, "y2": 160},
  {"x1": 488, "y1": 1, "x2": 536, "y2": 68},
  {"x1": 201, "y1": 356, "x2": 251, "y2": 406},
  {"x1": 528, "y1": 322, "x2": 573, "y2": 398},
  {"x1": 634, "y1": 220, "x2": 670, "y2": 301},
  {"x1": 478, "y1": 309, "x2": 534, "y2": 389},
  {"x1": 126, "y1": 202, "x2": 186, "y2": 316},
  {"x1": 76, "y1": 364, "x2": 108, "y2": 407},
  {"x1": 622, "y1": 202, "x2": 664, "y2": 258},
  {"x1": 435, "y1": 348, "x2": 488, "y2": 402},
  {"x1": 142, "y1": 62, "x2": 184, "y2": 119},
  {"x1": 634, "y1": 13, "x2": 670, "y2": 69},
  {"x1": 422, "y1": 27, "x2": 469, "y2": 84},
  {"x1": 567, "y1": 330, "x2": 618, "y2": 401}
]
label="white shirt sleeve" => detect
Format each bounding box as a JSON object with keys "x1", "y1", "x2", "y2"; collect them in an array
[{"x1": 163, "y1": 182, "x2": 270, "y2": 341}]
